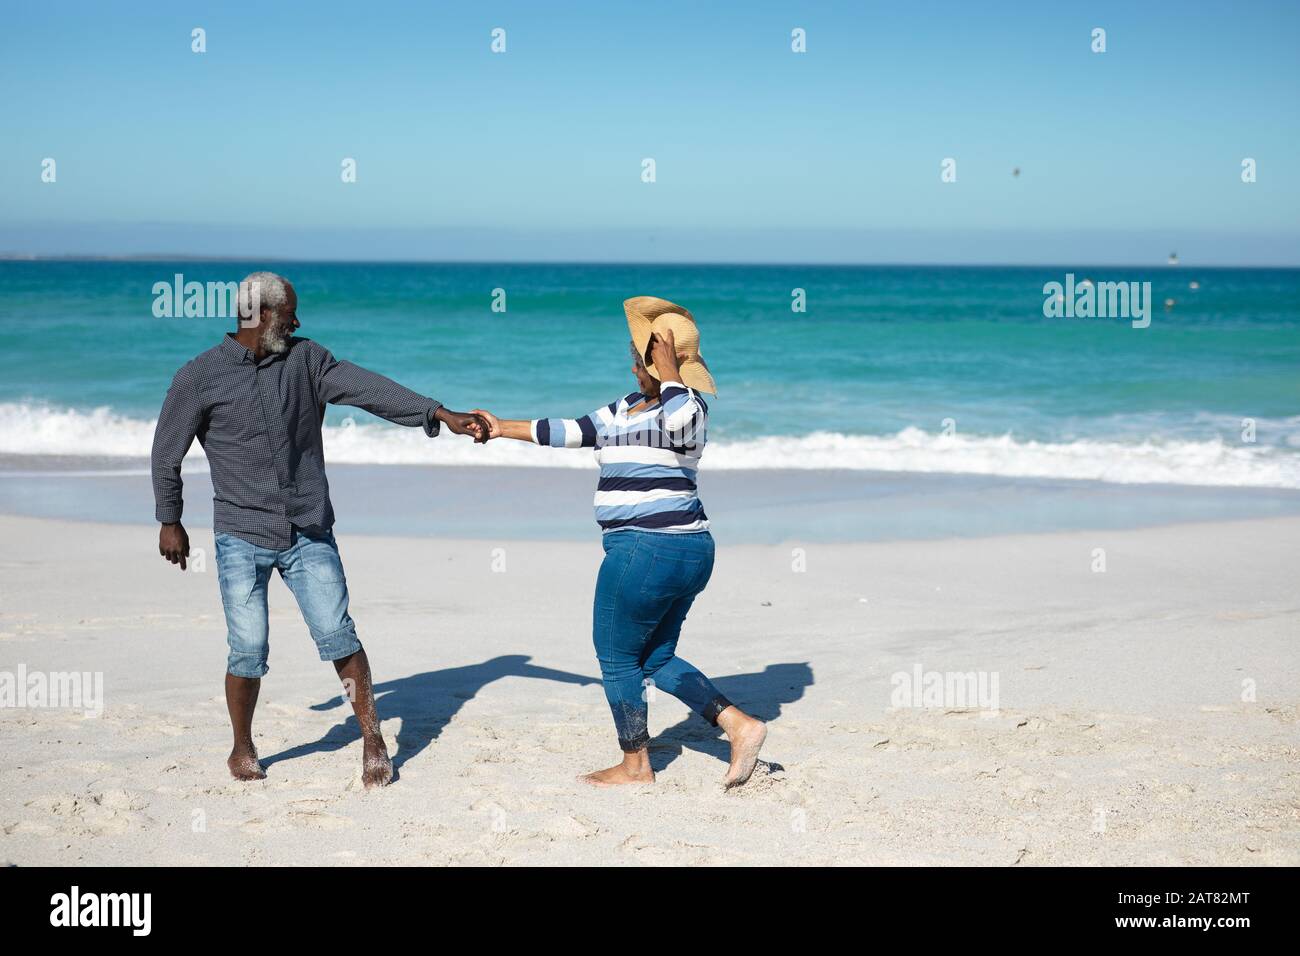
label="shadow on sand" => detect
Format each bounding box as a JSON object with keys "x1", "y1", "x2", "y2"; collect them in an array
[
  {"x1": 260, "y1": 654, "x2": 598, "y2": 775},
  {"x1": 260, "y1": 656, "x2": 812, "y2": 779},
  {"x1": 648, "y1": 661, "x2": 814, "y2": 774}
]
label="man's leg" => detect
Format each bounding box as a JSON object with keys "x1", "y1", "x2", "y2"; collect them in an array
[
  {"x1": 224, "y1": 672, "x2": 264, "y2": 780},
  {"x1": 215, "y1": 532, "x2": 274, "y2": 780},
  {"x1": 280, "y1": 530, "x2": 392, "y2": 788},
  {"x1": 331, "y1": 649, "x2": 391, "y2": 787}
]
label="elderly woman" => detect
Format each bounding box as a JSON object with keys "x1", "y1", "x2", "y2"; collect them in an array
[{"x1": 473, "y1": 296, "x2": 767, "y2": 787}]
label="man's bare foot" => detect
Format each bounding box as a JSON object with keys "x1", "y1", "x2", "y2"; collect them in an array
[
  {"x1": 224, "y1": 674, "x2": 262, "y2": 780},
  {"x1": 227, "y1": 746, "x2": 266, "y2": 781},
  {"x1": 578, "y1": 749, "x2": 654, "y2": 787},
  {"x1": 362, "y1": 736, "x2": 393, "y2": 789},
  {"x1": 717, "y1": 707, "x2": 767, "y2": 788}
]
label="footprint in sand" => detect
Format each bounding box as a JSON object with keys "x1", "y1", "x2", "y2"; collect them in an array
[
  {"x1": 723, "y1": 760, "x2": 785, "y2": 795},
  {"x1": 239, "y1": 800, "x2": 354, "y2": 833},
  {"x1": 542, "y1": 814, "x2": 600, "y2": 839},
  {"x1": 25, "y1": 789, "x2": 152, "y2": 836},
  {"x1": 5, "y1": 820, "x2": 56, "y2": 836}
]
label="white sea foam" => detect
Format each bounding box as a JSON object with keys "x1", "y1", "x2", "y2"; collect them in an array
[
  {"x1": 1, "y1": 402, "x2": 1297, "y2": 489},
  {"x1": 0, "y1": 403, "x2": 166, "y2": 458}
]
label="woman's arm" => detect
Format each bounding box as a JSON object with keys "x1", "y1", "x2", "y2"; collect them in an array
[
  {"x1": 648, "y1": 330, "x2": 708, "y2": 446},
  {"x1": 471, "y1": 412, "x2": 535, "y2": 442},
  {"x1": 472, "y1": 405, "x2": 615, "y2": 446}
]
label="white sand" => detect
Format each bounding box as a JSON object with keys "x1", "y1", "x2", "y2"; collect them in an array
[{"x1": 1, "y1": 512, "x2": 1296, "y2": 866}]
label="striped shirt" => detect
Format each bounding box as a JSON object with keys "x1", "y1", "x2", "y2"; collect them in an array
[{"x1": 532, "y1": 381, "x2": 709, "y2": 534}]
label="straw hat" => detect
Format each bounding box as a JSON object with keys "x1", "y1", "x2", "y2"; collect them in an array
[{"x1": 623, "y1": 296, "x2": 718, "y2": 396}]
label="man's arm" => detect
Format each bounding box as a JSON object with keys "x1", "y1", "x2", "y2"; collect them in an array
[
  {"x1": 312, "y1": 345, "x2": 488, "y2": 442},
  {"x1": 151, "y1": 366, "x2": 202, "y2": 570}
]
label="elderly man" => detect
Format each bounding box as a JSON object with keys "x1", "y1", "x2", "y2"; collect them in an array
[{"x1": 151, "y1": 271, "x2": 488, "y2": 787}]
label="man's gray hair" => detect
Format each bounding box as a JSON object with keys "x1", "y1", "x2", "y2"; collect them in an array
[{"x1": 238, "y1": 271, "x2": 290, "y2": 319}]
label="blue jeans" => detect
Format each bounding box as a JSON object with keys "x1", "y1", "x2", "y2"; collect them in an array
[
  {"x1": 215, "y1": 529, "x2": 363, "y2": 679},
  {"x1": 593, "y1": 530, "x2": 730, "y2": 752}
]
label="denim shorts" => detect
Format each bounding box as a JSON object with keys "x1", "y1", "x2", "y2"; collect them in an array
[{"x1": 215, "y1": 528, "x2": 362, "y2": 678}]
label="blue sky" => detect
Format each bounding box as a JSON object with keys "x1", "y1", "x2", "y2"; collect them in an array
[{"x1": 2, "y1": 1, "x2": 1297, "y2": 263}]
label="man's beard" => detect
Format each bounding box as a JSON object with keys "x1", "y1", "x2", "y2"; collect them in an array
[{"x1": 259, "y1": 317, "x2": 292, "y2": 354}]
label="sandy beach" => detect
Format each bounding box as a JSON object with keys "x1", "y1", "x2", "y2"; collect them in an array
[
  {"x1": 3, "y1": 0, "x2": 1299, "y2": 896},
  {"x1": 2, "y1": 507, "x2": 1296, "y2": 866}
]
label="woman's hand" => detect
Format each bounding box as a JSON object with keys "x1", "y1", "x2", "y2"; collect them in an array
[
  {"x1": 649, "y1": 328, "x2": 683, "y2": 380},
  {"x1": 470, "y1": 409, "x2": 540, "y2": 442},
  {"x1": 470, "y1": 408, "x2": 503, "y2": 440}
]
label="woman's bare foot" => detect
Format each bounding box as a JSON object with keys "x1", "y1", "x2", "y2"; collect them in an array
[
  {"x1": 227, "y1": 745, "x2": 266, "y2": 781},
  {"x1": 717, "y1": 706, "x2": 767, "y2": 788},
  {"x1": 578, "y1": 748, "x2": 654, "y2": 787},
  {"x1": 361, "y1": 736, "x2": 393, "y2": 789}
]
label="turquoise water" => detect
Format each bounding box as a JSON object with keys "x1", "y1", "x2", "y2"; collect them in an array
[{"x1": 1, "y1": 261, "x2": 1298, "y2": 486}]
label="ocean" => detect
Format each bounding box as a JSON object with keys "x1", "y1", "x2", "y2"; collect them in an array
[{"x1": 1, "y1": 261, "x2": 1298, "y2": 490}]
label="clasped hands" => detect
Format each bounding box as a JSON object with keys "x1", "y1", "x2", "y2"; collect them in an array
[
  {"x1": 434, "y1": 407, "x2": 492, "y2": 443},
  {"x1": 447, "y1": 331, "x2": 685, "y2": 444}
]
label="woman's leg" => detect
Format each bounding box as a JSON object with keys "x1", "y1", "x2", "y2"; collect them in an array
[
  {"x1": 641, "y1": 598, "x2": 769, "y2": 787},
  {"x1": 583, "y1": 533, "x2": 659, "y2": 785},
  {"x1": 639, "y1": 539, "x2": 769, "y2": 787},
  {"x1": 640, "y1": 594, "x2": 731, "y2": 724}
]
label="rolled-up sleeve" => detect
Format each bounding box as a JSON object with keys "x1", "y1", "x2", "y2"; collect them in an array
[
  {"x1": 658, "y1": 381, "x2": 707, "y2": 446},
  {"x1": 311, "y1": 344, "x2": 443, "y2": 436},
  {"x1": 151, "y1": 365, "x2": 203, "y2": 524}
]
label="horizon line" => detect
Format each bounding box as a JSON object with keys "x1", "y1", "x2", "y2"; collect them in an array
[{"x1": 3, "y1": 254, "x2": 1297, "y2": 270}]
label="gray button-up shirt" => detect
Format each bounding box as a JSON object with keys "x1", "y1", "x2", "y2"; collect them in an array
[{"x1": 151, "y1": 334, "x2": 442, "y2": 549}]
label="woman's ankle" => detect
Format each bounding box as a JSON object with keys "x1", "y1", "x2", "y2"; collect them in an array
[{"x1": 716, "y1": 705, "x2": 755, "y2": 736}]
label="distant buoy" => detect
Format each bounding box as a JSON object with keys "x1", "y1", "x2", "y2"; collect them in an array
[
  {"x1": 1164, "y1": 298, "x2": 1176, "y2": 309},
  {"x1": 1189, "y1": 280, "x2": 1199, "y2": 290}
]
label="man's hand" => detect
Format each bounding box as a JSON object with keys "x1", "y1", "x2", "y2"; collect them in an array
[
  {"x1": 649, "y1": 328, "x2": 684, "y2": 381},
  {"x1": 159, "y1": 522, "x2": 190, "y2": 570},
  {"x1": 435, "y1": 407, "x2": 491, "y2": 443},
  {"x1": 469, "y1": 409, "x2": 503, "y2": 440}
]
